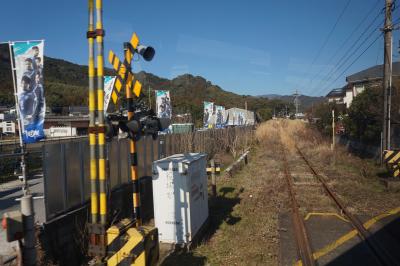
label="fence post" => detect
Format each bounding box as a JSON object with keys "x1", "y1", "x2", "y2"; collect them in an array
[{"x1": 211, "y1": 159, "x2": 217, "y2": 198}]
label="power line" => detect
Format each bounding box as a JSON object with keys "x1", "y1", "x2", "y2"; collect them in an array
[
  {"x1": 316, "y1": 32, "x2": 383, "y2": 96},
  {"x1": 311, "y1": 10, "x2": 384, "y2": 95},
  {"x1": 312, "y1": 11, "x2": 383, "y2": 94},
  {"x1": 301, "y1": 0, "x2": 352, "y2": 89},
  {"x1": 376, "y1": 38, "x2": 382, "y2": 65},
  {"x1": 303, "y1": 0, "x2": 381, "y2": 94}
]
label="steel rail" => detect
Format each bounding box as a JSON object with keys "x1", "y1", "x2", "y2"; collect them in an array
[
  {"x1": 296, "y1": 145, "x2": 398, "y2": 266},
  {"x1": 281, "y1": 145, "x2": 316, "y2": 266}
]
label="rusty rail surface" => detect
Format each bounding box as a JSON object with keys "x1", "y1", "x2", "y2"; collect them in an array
[
  {"x1": 281, "y1": 146, "x2": 316, "y2": 266},
  {"x1": 296, "y1": 145, "x2": 398, "y2": 266}
]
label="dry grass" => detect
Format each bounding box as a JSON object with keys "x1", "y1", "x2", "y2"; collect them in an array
[
  {"x1": 273, "y1": 119, "x2": 399, "y2": 216},
  {"x1": 163, "y1": 141, "x2": 286, "y2": 265},
  {"x1": 163, "y1": 119, "x2": 399, "y2": 265}
]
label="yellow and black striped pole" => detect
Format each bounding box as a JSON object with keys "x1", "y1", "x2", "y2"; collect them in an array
[
  {"x1": 87, "y1": 0, "x2": 98, "y2": 225},
  {"x1": 123, "y1": 45, "x2": 142, "y2": 227},
  {"x1": 95, "y1": 0, "x2": 107, "y2": 226}
]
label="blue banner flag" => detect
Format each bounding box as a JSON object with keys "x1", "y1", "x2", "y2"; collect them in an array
[{"x1": 11, "y1": 41, "x2": 45, "y2": 143}]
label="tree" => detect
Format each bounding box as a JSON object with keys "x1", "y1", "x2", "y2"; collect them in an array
[
  {"x1": 343, "y1": 87, "x2": 382, "y2": 145},
  {"x1": 313, "y1": 102, "x2": 343, "y2": 136}
]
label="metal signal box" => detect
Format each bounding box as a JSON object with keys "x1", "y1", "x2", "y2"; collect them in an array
[
  {"x1": 2, "y1": 210, "x2": 23, "y2": 242},
  {"x1": 152, "y1": 153, "x2": 209, "y2": 244}
]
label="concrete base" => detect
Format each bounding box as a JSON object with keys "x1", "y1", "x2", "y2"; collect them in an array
[{"x1": 278, "y1": 212, "x2": 400, "y2": 265}]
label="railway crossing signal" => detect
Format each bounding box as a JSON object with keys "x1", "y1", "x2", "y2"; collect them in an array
[
  {"x1": 108, "y1": 32, "x2": 155, "y2": 105},
  {"x1": 101, "y1": 32, "x2": 165, "y2": 266},
  {"x1": 108, "y1": 50, "x2": 140, "y2": 105},
  {"x1": 86, "y1": 0, "x2": 163, "y2": 263}
]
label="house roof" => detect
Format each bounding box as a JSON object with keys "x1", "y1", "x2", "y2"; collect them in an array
[
  {"x1": 326, "y1": 87, "x2": 345, "y2": 98},
  {"x1": 346, "y1": 61, "x2": 400, "y2": 83}
]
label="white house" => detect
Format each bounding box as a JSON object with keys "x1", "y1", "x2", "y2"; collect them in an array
[{"x1": 326, "y1": 62, "x2": 400, "y2": 108}]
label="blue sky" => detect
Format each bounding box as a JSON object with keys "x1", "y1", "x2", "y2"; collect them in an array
[{"x1": 1, "y1": 0, "x2": 398, "y2": 96}]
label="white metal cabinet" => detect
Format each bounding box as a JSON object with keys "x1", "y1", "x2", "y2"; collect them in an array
[{"x1": 152, "y1": 153, "x2": 208, "y2": 244}]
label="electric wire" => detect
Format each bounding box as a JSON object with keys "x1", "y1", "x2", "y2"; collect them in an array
[
  {"x1": 312, "y1": 12, "x2": 384, "y2": 96},
  {"x1": 313, "y1": 13, "x2": 383, "y2": 95},
  {"x1": 303, "y1": 0, "x2": 381, "y2": 94},
  {"x1": 300, "y1": 0, "x2": 352, "y2": 90},
  {"x1": 318, "y1": 32, "x2": 383, "y2": 95},
  {"x1": 313, "y1": 0, "x2": 398, "y2": 96}
]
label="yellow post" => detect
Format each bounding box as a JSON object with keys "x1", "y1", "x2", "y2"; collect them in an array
[
  {"x1": 96, "y1": 0, "x2": 107, "y2": 225},
  {"x1": 87, "y1": 0, "x2": 98, "y2": 225},
  {"x1": 123, "y1": 46, "x2": 142, "y2": 227}
]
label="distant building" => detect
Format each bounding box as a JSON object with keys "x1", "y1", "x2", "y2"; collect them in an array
[
  {"x1": 45, "y1": 115, "x2": 89, "y2": 135},
  {"x1": 0, "y1": 121, "x2": 16, "y2": 135},
  {"x1": 0, "y1": 106, "x2": 89, "y2": 137},
  {"x1": 326, "y1": 87, "x2": 345, "y2": 105},
  {"x1": 44, "y1": 126, "x2": 77, "y2": 138},
  {"x1": 0, "y1": 108, "x2": 16, "y2": 135},
  {"x1": 172, "y1": 113, "x2": 192, "y2": 124}
]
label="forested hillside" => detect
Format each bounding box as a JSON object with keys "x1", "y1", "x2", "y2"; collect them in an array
[
  {"x1": 260, "y1": 94, "x2": 325, "y2": 112},
  {"x1": 0, "y1": 45, "x2": 286, "y2": 125}
]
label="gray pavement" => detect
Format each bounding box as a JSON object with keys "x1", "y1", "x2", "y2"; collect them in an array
[
  {"x1": 0, "y1": 174, "x2": 45, "y2": 262},
  {"x1": 279, "y1": 212, "x2": 400, "y2": 265}
]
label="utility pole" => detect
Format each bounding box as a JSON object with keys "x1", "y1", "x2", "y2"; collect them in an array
[
  {"x1": 331, "y1": 109, "x2": 335, "y2": 151},
  {"x1": 293, "y1": 90, "x2": 300, "y2": 118},
  {"x1": 383, "y1": 0, "x2": 393, "y2": 150},
  {"x1": 149, "y1": 85, "x2": 152, "y2": 108}
]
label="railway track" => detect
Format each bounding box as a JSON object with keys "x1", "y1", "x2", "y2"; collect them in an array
[
  {"x1": 281, "y1": 142, "x2": 399, "y2": 266},
  {"x1": 282, "y1": 147, "x2": 315, "y2": 266}
]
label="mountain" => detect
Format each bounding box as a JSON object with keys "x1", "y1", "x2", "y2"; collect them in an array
[
  {"x1": 260, "y1": 94, "x2": 325, "y2": 112},
  {"x1": 0, "y1": 47, "x2": 285, "y2": 126}
]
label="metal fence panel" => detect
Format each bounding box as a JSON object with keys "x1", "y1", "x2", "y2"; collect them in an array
[
  {"x1": 41, "y1": 127, "x2": 254, "y2": 220},
  {"x1": 43, "y1": 143, "x2": 65, "y2": 219},
  {"x1": 145, "y1": 136, "x2": 153, "y2": 177},
  {"x1": 82, "y1": 141, "x2": 90, "y2": 200},
  {"x1": 109, "y1": 140, "x2": 120, "y2": 189},
  {"x1": 65, "y1": 142, "x2": 83, "y2": 209},
  {"x1": 120, "y1": 139, "x2": 130, "y2": 184},
  {"x1": 137, "y1": 138, "x2": 145, "y2": 178}
]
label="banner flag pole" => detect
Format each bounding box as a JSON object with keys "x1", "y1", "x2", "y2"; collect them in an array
[{"x1": 8, "y1": 41, "x2": 28, "y2": 193}]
